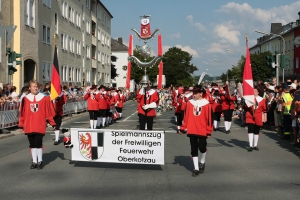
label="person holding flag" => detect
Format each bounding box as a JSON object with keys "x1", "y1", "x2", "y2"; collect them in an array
[
  {"x1": 50, "y1": 45, "x2": 65, "y2": 144},
  {"x1": 242, "y1": 36, "x2": 267, "y2": 151}
]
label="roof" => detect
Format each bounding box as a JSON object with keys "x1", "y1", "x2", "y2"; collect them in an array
[
  {"x1": 98, "y1": 0, "x2": 113, "y2": 18},
  {"x1": 111, "y1": 38, "x2": 128, "y2": 52}
]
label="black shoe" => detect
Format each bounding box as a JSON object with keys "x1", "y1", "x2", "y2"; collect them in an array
[
  {"x1": 225, "y1": 130, "x2": 229, "y2": 134},
  {"x1": 199, "y1": 163, "x2": 205, "y2": 173},
  {"x1": 248, "y1": 147, "x2": 253, "y2": 152},
  {"x1": 192, "y1": 170, "x2": 200, "y2": 177},
  {"x1": 30, "y1": 162, "x2": 37, "y2": 169},
  {"x1": 37, "y1": 162, "x2": 43, "y2": 170},
  {"x1": 54, "y1": 140, "x2": 60, "y2": 145},
  {"x1": 253, "y1": 146, "x2": 259, "y2": 151},
  {"x1": 214, "y1": 128, "x2": 216, "y2": 131},
  {"x1": 96, "y1": 126, "x2": 100, "y2": 129}
]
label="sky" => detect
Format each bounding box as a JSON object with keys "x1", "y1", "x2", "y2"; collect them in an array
[{"x1": 101, "y1": 0, "x2": 300, "y2": 77}]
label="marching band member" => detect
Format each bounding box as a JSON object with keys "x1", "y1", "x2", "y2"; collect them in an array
[
  {"x1": 114, "y1": 89, "x2": 124, "y2": 119},
  {"x1": 104, "y1": 87, "x2": 112, "y2": 125},
  {"x1": 19, "y1": 80, "x2": 56, "y2": 169},
  {"x1": 95, "y1": 85, "x2": 109, "y2": 128},
  {"x1": 180, "y1": 87, "x2": 193, "y2": 125},
  {"x1": 51, "y1": 86, "x2": 67, "y2": 145},
  {"x1": 136, "y1": 75, "x2": 159, "y2": 130},
  {"x1": 221, "y1": 82, "x2": 236, "y2": 134},
  {"x1": 172, "y1": 85, "x2": 182, "y2": 123},
  {"x1": 173, "y1": 87, "x2": 184, "y2": 133},
  {"x1": 179, "y1": 85, "x2": 213, "y2": 176},
  {"x1": 210, "y1": 83, "x2": 222, "y2": 131},
  {"x1": 84, "y1": 85, "x2": 98, "y2": 129},
  {"x1": 245, "y1": 86, "x2": 267, "y2": 151}
]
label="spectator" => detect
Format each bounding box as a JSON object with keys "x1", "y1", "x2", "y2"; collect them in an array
[
  {"x1": 20, "y1": 87, "x2": 29, "y2": 102},
  {"x1": 42, "y1": 88, "x2": 50, "y2": 96},
  {"x1": 10, "y1": 86, "x2": 18, "y2": 101}
]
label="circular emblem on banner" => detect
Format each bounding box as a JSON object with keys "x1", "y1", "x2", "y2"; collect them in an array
[{"x1": 141, "y1": 18, "x2": 149, "y2": 25}]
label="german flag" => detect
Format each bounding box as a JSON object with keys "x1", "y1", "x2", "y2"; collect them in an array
[{"x1": 50, "y1": 45, "x2": 61, "y2": 100}]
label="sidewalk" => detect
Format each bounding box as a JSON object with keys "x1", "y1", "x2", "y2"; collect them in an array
[{"x1": 0, "y1": 111, "x2": 88, "y2": 139}]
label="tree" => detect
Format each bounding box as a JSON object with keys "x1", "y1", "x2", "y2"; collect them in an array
[
  {"x1": 111, "y1": 63, "x2": 118, "y2": 80},
  {"x1": 162, "y1": 47, "x2": 198, "y2": 86}
]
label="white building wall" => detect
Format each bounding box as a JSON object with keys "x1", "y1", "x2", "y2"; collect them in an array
[{"x1": 111, "y1": 52, "x2": 128, "y2": 88}]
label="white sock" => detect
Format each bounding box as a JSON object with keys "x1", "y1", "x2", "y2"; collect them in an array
[
  {"x1": 119, "y1": 113, "x2": 122, "y2": 118},
  {"x1": 90, "y1": 120, "x2": 94, "y2": 129},
  {"x1": 97, "y1": 117, "x2": 101, "y2": 126},
  {"x1": 177, "y1": 126, "x2": 180, "y2": 130},
  {"x1": 228, "y1": 122, "x2": 232, "y2": 130},
  {"x1": 37, "y1": 148, "x2": 43, "y2": 162},
  {"x1": 145, "y1": 123, "x2": 147, "y2": 130},
  {"x1": 254, "y1": 134, "x2": 259, "y2": 147},
  {"x1": 31, "y1": 148, "x2": 37, "y2": 163},
  {"x1": 175, "y1": 116, "x2": 177, "y2": 123},
  {"x1": 248, "y1": 133, "x2": 254, "y2": 147},
  {"x1": 102, "y1": 118, "x2": 106, "y2": 127},
  {"x1": 193, "y1": 157, "x2": 199, "y2": 170},
  {"x1": 54, "y1": 130, "x2": 60, "y2": 141},
  {"x1": 93, "y1": 120, "x2": 97, "y2": 128},
  {"x1": 200, "y1": 152, "x2": 206, "y2": 163},
  {"x1": 217, "y1": 121, "x2": 220, "y2": 128},
  {"x1": 214, "y1": 120, "x2": 217, "y2": 128},
  {"x1": 224, "y1": 121, "x2": 228, "y2": 131}
]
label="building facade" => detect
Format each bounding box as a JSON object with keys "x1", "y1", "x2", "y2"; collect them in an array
[
  {"x1": 111, "y1": 37, "x2": 128, "y2": 88},
  {"x1": 2, "y1": 0, "x2": 113, "y2": 93}
]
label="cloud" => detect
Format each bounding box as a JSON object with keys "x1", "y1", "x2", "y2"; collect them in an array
[
  {"x1": 176, "y1": 44, "x2": 199, "y2": 58},
  {"x1": 214, "y1": 21, "x2": 241, "y2": 46},
  {"x1": 186, "y1": 15, "x2": 206, "y2": 32},
  {"x1": 207, "y1": 43, "x2": 227, "y2": 54},
  {"x1": 169, "y1": 33, "x2": 180, "y2": 39}
]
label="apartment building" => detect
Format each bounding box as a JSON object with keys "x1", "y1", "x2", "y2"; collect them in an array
[
  {"x1": 250, "y1": 13, "x2": 300, "y2": 80},
  {"x1": 4, "y1": 0, "x2": 112, "y2": 92}
]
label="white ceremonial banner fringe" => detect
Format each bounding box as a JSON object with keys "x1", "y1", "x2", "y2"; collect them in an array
[
  {"x1": 198, "y1": 72, "x2": 206, "y2": 85},
  {"x1": 71, "y1": 128, "x2": 165, "y2": 165}
]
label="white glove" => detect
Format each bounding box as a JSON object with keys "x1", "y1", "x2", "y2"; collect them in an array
[
  {"x1": 143, "y1": 104, "x2": 149, "y2": 110},
  {"x1": 148, "y1": 102, "x2": 157, "y2": 108}
]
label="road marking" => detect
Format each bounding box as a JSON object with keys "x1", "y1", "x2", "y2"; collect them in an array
[
  {"x1": 122, "y1": 111, "x2": 137, "y2": 121},
  {"x1": 74, "y1": 122, "x2": 89, "y2": 124}
]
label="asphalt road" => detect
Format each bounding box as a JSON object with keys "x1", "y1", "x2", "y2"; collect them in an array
[{"x1": 0, "y1": 100, "x2": 299, "y2": 200}]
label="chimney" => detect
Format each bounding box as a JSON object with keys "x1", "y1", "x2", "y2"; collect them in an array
[{"x1": 117, "y1": 37, "x2": 123, "y2": 44}]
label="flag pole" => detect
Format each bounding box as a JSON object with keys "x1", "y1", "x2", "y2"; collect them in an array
[{"x1": 54, "y1": 34, "x2": 56, "y2": 47}]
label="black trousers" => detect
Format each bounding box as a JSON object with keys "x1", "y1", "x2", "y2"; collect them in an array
[
  {"x1": 98, "y1": 109, "x2": 106, "y2": 118},
  {"x1": 88, "y1": 110, "x2": 98, "y2": 120},
  {"x1": 54, "y1": 115, "x2": 62, "y2": 130},
  {"x1": 116, "y1": 107, "x2": 123, "y2": 113},
  {"x1": 190, "y1": 136, "x2": 207, "y2": 156},
  {"x1": 247, "y1": 123, "x2": 261, "y2": 135},
  {"x1": 139, "y1": 114, "x2": 154, "y2": 130},
  {"x1": 27, "y1": 134, "x2": 44, "y2": 148},
  {"x1": 223, "y1": 109, "x2": 234, "y2": 121},
  {"x1": 175, "y1": 113, "x2": 183, "y2": 126},
  {"x1": 213, "y1": 112, "x2": 221, "y2": 121}
]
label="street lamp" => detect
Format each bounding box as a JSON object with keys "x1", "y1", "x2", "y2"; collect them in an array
[{"x1": 255, "y1": 30, "x2": 285, "y2": 84}]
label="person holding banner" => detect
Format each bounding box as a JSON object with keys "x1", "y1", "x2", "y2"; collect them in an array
[
  {"x1": 221, "y1": 82, "x2": 236, "y2": 134},
  {"x1": 95, "y1": 85, "x2": 109, "y2": 128},
  {"x1": 84, "y1": 85, "x2": 98, "y2": 129},
  {"x1": 51, "y1": 86, "x2": 67, "y2": 145},
  {"x1": 245, "y1": 86, "x2": 267, "y2": 151},
  {"x1": 114, "y1": 89, "x2": 124, "y2": 119},
  {"x1": 179, "y1": 85, "x2": 213, "y2": 177},
  {"x1": 137, "y1": 75, "x2": 159, "y2": 130},
  {"x1": 18, "y1": 80, "x2": 56, "y2": 170}
]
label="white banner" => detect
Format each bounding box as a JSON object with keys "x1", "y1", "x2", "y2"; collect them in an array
[
  {"x1": 71, "y1": 128, "x2": 164, "y2": 165},
  {"x1": 198, "y1": 72, "x2": 206, "y2": 85}
]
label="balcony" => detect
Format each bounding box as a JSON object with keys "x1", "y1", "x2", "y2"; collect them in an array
[{"x1": 92, "y1": 36, "x2": 97, "y2": 46}]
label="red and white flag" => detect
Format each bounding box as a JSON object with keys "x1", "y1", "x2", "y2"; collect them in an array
[{"x1": 243, "y1": 43, "x2": 254, "y2": 107}]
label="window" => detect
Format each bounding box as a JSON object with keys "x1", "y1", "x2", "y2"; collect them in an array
[
  {"x1": 25, "y1": 0, "x2": 35, "y2": 28},
  {"x1": 86, "y1": 0, "x2": 90, "y2": 9},
  {"x1": 72, "y1": 38, "x2": 75, "y2": 53},
  {"x1": 60, "y1": 66, "x2": 64, "y2": 81},
  {"x1": 68, "y1": 6, "x2": 71, "y2": 20},
  {"x1": 98, "y1": 51, "x2": 101, "y2": 62},
  {"x1": 43, "y1": 0, "x2": 51, "y2": 8},
  {"x1": 54, "y1": 13, "x2": 58, "y2": 34},
  {"x1": 69, "y1": 36, "x2": 72, "y2": 52},
  {"x1": 86, "y1": 21, "x2": 90, "y2": 34},
  {"x1": 29, "y1": 0, "x2": 35, "y2": 27},
  {"x1": 72, "y1": 8, "x2": 75, "y2": 23},
  {"x1": 42, "y1": 24, "x2": 51, "y2": 44},
  {"x1": 107, "y1": 36, "x2": 110, "y2": 47},
  {"x1": 42, "y1": 62, "x2": 51, "y2": 80},
  {"x1": 64, "y1": 2, "x2": 68, "y2": 18},
  {"x1": 98, "y1": 29, "x2": 101, "y2": 41},
  {"x1": 86, "y1": 46, "x2": 90, "y2": 58},
  {"x1": 64, "y1": 33, "x2": 68, "y2": 50},
  {"x1": 101, "y1": 32, "x2": 104, "y2": 44},
  {"x1": 78, "y1": 14, "x2": 81, "y2": 27}
]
